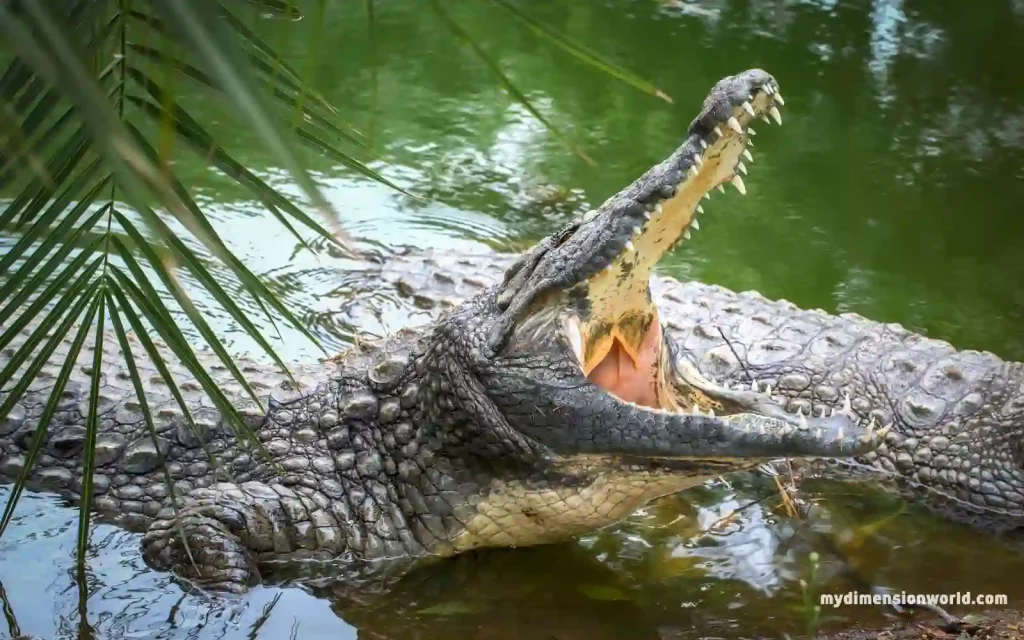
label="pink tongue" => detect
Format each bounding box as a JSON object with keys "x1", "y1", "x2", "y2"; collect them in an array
[{"x1": 585, "y1": 322, "x2": 662, "y2": 408}]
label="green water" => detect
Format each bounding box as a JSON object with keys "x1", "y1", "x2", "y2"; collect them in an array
[{"x1": 2, "y1": 0, "x2": 1024, "y2": 638}]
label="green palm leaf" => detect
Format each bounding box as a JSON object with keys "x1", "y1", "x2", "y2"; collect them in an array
[{"x1": 0, "y1": 0, "x2": 672, "y2": 619}]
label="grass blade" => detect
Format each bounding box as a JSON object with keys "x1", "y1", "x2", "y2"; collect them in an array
[
  {"x1": 487, "y1": 0, "x2": 672, "y2": 103},
  {"x1": 0, "y1": 291, "x2": 100, "y2": 539},
  {"x1": 156, "y1": 0, "x2": 351, "y2": 251},
  {"x1": 76, "y1": 290, "x2": 107, "y2": 568},
  {"x1": 0, "y1": 254, "x2": 102, "y2": 397},
  {"x1": 428, "y1": 0, "x2": 594, "y2": 166},
  {"x1": 105, "y1": 278, "x2": 221, "y2": 474},
  {"x1": 0, "y1": 214, "x2": 106, "y2": 340}
]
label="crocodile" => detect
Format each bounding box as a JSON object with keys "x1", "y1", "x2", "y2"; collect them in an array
[
  {"x1": 355, "y1": 249, "x2": 1024, "y2": 534},
  {"x1": 0, "y1": 70, "x2": 891, "y2": 592}
]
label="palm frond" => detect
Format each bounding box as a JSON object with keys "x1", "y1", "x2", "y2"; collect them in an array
[{"x1": 0, "y1": 0, "x2": 675, "y2": 613}]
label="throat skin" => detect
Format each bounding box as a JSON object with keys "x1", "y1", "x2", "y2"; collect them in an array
[{"x1": 586, "y1": 313, "x2": 663, "y2": 407}]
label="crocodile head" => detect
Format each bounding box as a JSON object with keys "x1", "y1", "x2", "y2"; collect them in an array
[{"x1": 476, "y1": 70, "x2": 887, "y2": 467}]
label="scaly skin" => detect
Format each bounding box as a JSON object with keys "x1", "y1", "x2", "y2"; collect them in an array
[
  {"x1": 0, "y1": 70, "x2": 885, "y2": 592},
  {"x1": 368, "y1": 250, "x2": 1024, "y2": 532}
]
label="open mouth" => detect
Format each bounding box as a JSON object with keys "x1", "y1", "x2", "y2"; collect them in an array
[{"x1": 561, "y1": 72, "x2": 887, "y2": 441}]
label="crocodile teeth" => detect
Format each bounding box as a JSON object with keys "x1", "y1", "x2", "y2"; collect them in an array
[
  {"x1": 877, "y1": 423, "x2": 893, "y2": 439},
  {"x1": 643, "y1": 210, "x2": 651, "y2": 220},
  {"x1": 742, "y1": 101, "x2": 756, "y2": 117},
  {"x1": 693, "y1": 154, "x2": 703, "y2": 166},
  {"x1": 798, "y1": 413, "x2": 809, "y2": 430},
  {"x1": 714, "y1": 125, "x2": 724, "y2": 138},
  {"x1": 691, "y1": 219, "x2": 699, "y2": 230},
  {"x1": 761, "y1": 115, "x2": 771, "y2": 124},
  {"x1": 737, "y1": 162, "x2": 747, "y2": 175},
  {"x1": 691, "y1": 404, "x2": 701, "y2": 415},
  {"x1": 837, "y1": 427, "x2": 845, "y2": 440},
  {"x1": 684, "y1": 229, "x2": 691, "y2": 240},
  {"x1": 816, "y1": 427, "x2": 824, "y2": 439},
  {"x1": 762, "y1": 83, "x2": 774, "y2": 95},
  {"x1": 708, "y1": 408, "x2": 715, "y2": 418},
  {"x1": 773, "y1": 92, "x2": 785, "y2": 106},
  {"x1": 633, "y1": 225, "x2": 642, "y2": 235},
  {"x1": 818, "y1": 406, "x2": 828, "y2": 418},
  {"x1": 748, "y1": 127, "x2": 757, "y2": 136},
  {"x1": 727, "y1": 116, "x2": 743, "y2": 134},
  {"x1": 703, "y1": 192, "x2": 711, "y2": 200},
  {"x1": 700, "y1": 139, "x2": 708, "y2": 149},
  {"x1": 689, "y1": 165, "x2": 700, "y2": 178},
  {"x1": 656, "y1": 203, "x2": 664, "y2": 214},
  {"x1": 769, "y1": 106, "x2": 783, "y2": 125},
  {"x1": 625, "y1": 240, "x2": 635, "y2": 252},
  {"x1": 717, "y1": 184, "x2": 726, "y2": 194},
  {"x1": 764, "y1": 384, "x2": 772, "y2": 396},
  {"x1": 843, "y1": 393, "x2": 852, "y2": 413},
  {"x1": 750, "y1": 380, "x2": 759, "y2": 391},
  {"x1": 731, "y1": 175, "x2": 746, "y2": 195},
  {"x1": 742, "y1": 149, "x2": 753, "y2": 163},
  {"x1": 696, "y1": 204, "x2": 704, "y2": 214}
]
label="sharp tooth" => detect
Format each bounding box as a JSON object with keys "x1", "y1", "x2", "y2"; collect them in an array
[
  {"x1": 703, "y1": 192, "x2": 711, "y2": 200},
  {"x1": 643, "y1": 210, "x2": 651, "y2": 220},
  {"x1": 798, "y1": 413, "x2": 809, "y2": 430},
  {"x1": 727, "y1": 116, "x2": 743, "y2": 134},
  {"x1": 691, "y1": 405, "x2": 701, "y2": 415},
  {"x1": 708, "y1": 408, "x2": 715, "y2": 418},
  {"x1": 656, "y1": 203, "x2": 664, "y2": 214},
  {"x1": 700, "y1": 139, "x2": 708, "y2": 149},
  {"x1": 625, "y1": 240, "x2": 635, "y2": 252},
  {"x1": 843, "y1": 394, "x2": 852, "y2": 413},
  {"x1": 761, "y1": 115, "x2": 771, "y2": 124},
  {"x1": 758, "y1": 425, "x2": 766, "y2": 435},
  {"x1": 717, "y1": 184, "x2": 725, "y2": 194},
  {"x1": 769, "y1": 106, "x2": 783, "y2": 125},
  {"x1": 689, "y1": 165, "x2": 700, "y2": 178},
  {"x1": 748, "y1": 127, "x2": 757, "y2": 136},
  {"x1": 877, "y1": 422, "x2": 893, "y2": 439},
  {"x1": 867, "y1": 417, "x2": 877, "y2": 434},
  {"x1": 750, "y1": 380, "x2": 759, "y2": 392},
  {"x1": 696, "y1": 204, "x2": 704, "y2": 214},
  {"x1": 684, "y1": 229, "x2": 691, "y2": 240},
  {"x1": 780, "y1": 424, "x2": 794, "y2": 436},
  {"x1": 737, "y1": 162, "x2": 747, "y2": 175},
  {"x1": 818, "y1": 406, "x2": 827, "y2": 418},
  {"x1": 837, "y1": 427, "x2": 845, "y2": 440},
  {"x1": 816, "y1": 427, "x2": 824, "y2": 439},
  {"x1": 693, "y1": 154, "x2": 703, "y2": 166},
  {"x1": 742, "y1": 149, "x2": 754, "y2": 163},
  {"x1": 764, "y1": 384, "x2": 772, "y2": 395},
  {"x1": 773, "y1": 92, "x2": 785, "y2": 106},
  {"x1": 742, "y1": 101, "x2": 756, "y2": 117},
  {"x1": 714, "y1": 125, "x2": 724, "y2": 138},
  {"x1": 692, "y1": 219, "x2": 699, "y2": 230},
  {"x1": 763, "y1": 83, "x2": 774, "y2": 95},
  {"x1": 731, "y1": 175, "x2": 746, "y2": 195},
  {"x1": 633, "y1": 225, "x2": 642, "y2": 235}
]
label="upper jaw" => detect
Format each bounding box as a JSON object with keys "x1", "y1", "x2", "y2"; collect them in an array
[{"x1": 569, "y1": 69, "x2": 784, "y2": 386}]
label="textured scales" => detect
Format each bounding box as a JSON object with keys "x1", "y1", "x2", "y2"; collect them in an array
[{"x1": 0, "y1": 70, "x2": 904, "y2": 592}]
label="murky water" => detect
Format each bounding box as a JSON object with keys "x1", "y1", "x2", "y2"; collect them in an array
[{"x1": 2, "y1": 0, "x2": 1024, "y2": 637}]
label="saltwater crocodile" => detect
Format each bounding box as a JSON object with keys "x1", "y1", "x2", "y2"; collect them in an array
[{"x1": 0, "y1": 70, "x2": 891, "y2": 591}]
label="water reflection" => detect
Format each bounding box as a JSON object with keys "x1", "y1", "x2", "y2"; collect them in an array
[
  {"x1": 2, "y1": 0, "x2": 1024, "y2": 637},
  {"x1": 4, "y1": 474, "x2": 1024, "y2": 639}
]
